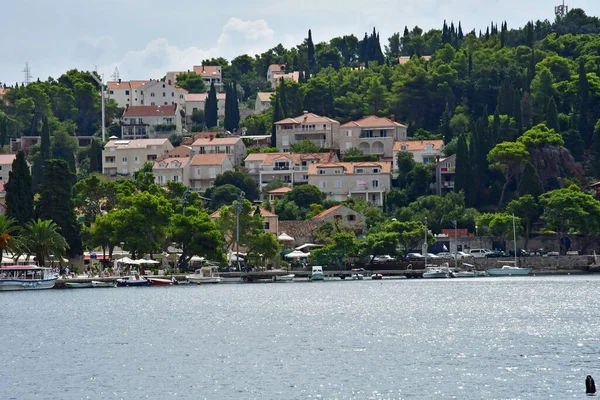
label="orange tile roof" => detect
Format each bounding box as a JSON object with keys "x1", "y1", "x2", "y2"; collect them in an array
[
  {"x1": 0, "y1": 154, "x2": 16, "y2": 165},
  {"x1": 107, "y1": 81, "x2": 130, "y2": 90},
  {"x1": 275, "y1": 113, "x2": 339, "y2": 126},
  {"x1": 393, "y1": 140, "x2": 444, "y2": 152},
  {"x1": 159, "y1": 146, "x2": 192, "y2": 160},
  {"x1": 341, "y1": 115, "x2": 406, "y2": 128},
  {"x1": 211, "y1": 207, "x2": 277, "y2": 218},
  {"x1": 268, "y1": 186, "x2": 292, "y2": 194},
  {"x1": 268, "y1": 64, "x2": 286, "y2": 73},
  {"x1": 256, "y1": 92, "x2": 274, "y2": 102},
  {"x1": 244, "y1": 152, "x2": 336, "y2": 166},
  {"x1": 191, "y1": 137, "x2": 242, "y2": 146},
  {"x1": 123, "y1": 105, "x2": 177, "y2": 117},
  {"x1": 192, "y1": 65, "x2": 222, "y2": 77},
  {"x1": 307, "y1": 161, "x2": 392, "y2": 175},
  {"x1": 153, "y1": 157, "x2": 190, "y2": 169},
  {"x1": 190, "y1": 153, "x2": 228, "y2": 166},
  {"x1": 311, "y1": 204, "x2": 343, "y2": 220}
]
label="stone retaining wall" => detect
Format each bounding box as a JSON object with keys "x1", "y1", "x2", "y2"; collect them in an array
[{"x1": 464, "y1": 255, "x2": 593, "y2": 271}]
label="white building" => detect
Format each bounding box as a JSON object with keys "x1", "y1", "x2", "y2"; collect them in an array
[
  {"x1": 184, "y1": 93, "x2": 227, "y2": 121},
  {"x1": 166, "y1": 66, "x2": 223, "y2": 93},
  {"x1": 393, "y1": 139, "x2": 444, "y2": 167},
  {"x1": 189, "y1": 153, "x2": 234, "y2": 192},
  {"x1": 153, "y1": 156, "x2": 191, "y2": 186},
  {"x1": 339, "y1": 115, "x2": 407, "y2": 158},
  {"x1": 190, "y1": 136, "x2": 247, "y2": 166},
  {"x1": 121, "y1": 105, "x2": 183, "y2": 139},
  {"x1": 435, "y1": 154, "x2": 456, "y2": 196},
  {"x1": 0, "y1": 154, "x2": 17, "y2": 182},
  {"x1": 137, "y1": 80, "x2": 187, "y2": 107},
  {"x1": 106, "y1": 80, "x2": 150, "y2": 108},
  {"x1": 307, "y1": 162, "x2": 392, "y2": 207},
  {"x1": 102, "y1": 138, "x2": 174, "y2": 177},
  {"x1": 254, "y1": 92, "x2": 273, "y2": 114},
  {"x1": 274, "y1": 112, "x2": 340, "y2": 152}
]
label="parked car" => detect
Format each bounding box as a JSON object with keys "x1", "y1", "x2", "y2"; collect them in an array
[
  {"x1": 508, "y1": 249, "x2": 530, "y2": 257},
  {"x1": 436, "y1": 252, "x2": 454, "y2": 260},
  {"x1": 457, "y1": 251, "x2": 472, "y2": 259},
  {"x1": 470, "y1": 249, "x2": 491, "y2": 258},
  {"x1": 405, "y1": 253, "x2": 425, "y2": 261},
  {"x1": 546, "y1": 251, "x2": 560, "y2": 256},
  {"x1": 485, "y1": 250, "x2": 508, "y2": 258},
  {"x1": 372, "y1": 255, "x2": 396, "y2": 263},
  {"x1": 427, "y1": 253, "x2": 440, "y2": 259}
]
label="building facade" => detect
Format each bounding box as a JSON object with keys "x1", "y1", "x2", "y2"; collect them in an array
[
  {"x1": 254, "y1": 92, "x2": 273, "y2": 114},
  {"x1": 274, "y1": 112, "x2": 340, "y2": 152},
  {"x1": 339, "y1": 115, "x2": 407, "y2": 158},
  {"x1": 137, "y1": 80, "x2": 187, "y2": 107},
  {"x1": 0, "y1": 154, "x2": 17, "y2": 182},
  {"x1": 190, "y1": 137, "x2": 246, "y2": 166},
  {"x1": 153, "y1": 157, "x2": 191, "y2": 186},
  {"x1": 121, "y1": 105, "x2": 182, "y2": 139},
  {"x1": 102, "y1": 138, "x2": 174, "y2": 177},
  {"x1": 189, "y1": 153, "x2": 235, "y2": 192},
  {"x1": 307, "y1": 162, "x2": 392, "y2": 206},
  {"x1": 435, "y1": 154, "x2": 456, "y2": 196},
  {"x1": 107, "y1": 80, "x2": 150, "y2": 108},
  {"x1": 393, "y1": 139, "x2": 444, "y2": 167},
  {"x1": 311, "y1": 204, "x2": 367, "y2": 234},
  {"x1": 184, "y1": 93, "x2": 227, "y2": 122}
]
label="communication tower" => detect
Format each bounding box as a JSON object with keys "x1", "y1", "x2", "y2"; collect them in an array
[
  {"x1": 110, "y1": 67, "x2": 120, "y2": 82},
  {"x1": 22, "y1": 62, "x2": 33, "y2": 85},
  {"x1": 555, "y1": 0, "x2": 568, "y2": 18}
]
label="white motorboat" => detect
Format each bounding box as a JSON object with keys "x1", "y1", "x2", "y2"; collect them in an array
[
  {"x1": 186, "y1": 267, "x2": 221, "y2": 284},
  {"x1": 452, "y1": 270, "x2": 476, "y2": 278},
  {"x1": 487, "y1": 265, "x2": 531, "y2": 276},
  {"x1": 91, "y1": 280, "x2": 117, "y2": 288},
  {"x1": 422, "y1": 267, "x2": 450, "y2": 279},
  {"x1": 351, "y1": 269, "x2": 365, "y2": 280},
  {"x1": 311, "y1": 266, "x2": 324, "y2": 281},
  {"x1": 272, "y1": 274, "x2": 295, "y2": 283},
  {"x1": 0, "y1": 265, "x2": 57, "y2": 291}
]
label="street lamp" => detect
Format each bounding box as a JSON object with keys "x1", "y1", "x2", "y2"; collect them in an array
[
  {"x1": 424, "y1": 217, "x2": 428, "y2": 268},
  {"x1": 235, "y1": 191, "x2": 245, "y2": 271},
  {"x1": 452, "y1": 220, "x2": 458, "y2": 270}
]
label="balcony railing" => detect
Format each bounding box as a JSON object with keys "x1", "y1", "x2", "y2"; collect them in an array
[
  {"x1": 258, "y1": 165, "x2": 310, "y2": 172},
  {"x1": 440, "y1": 167, "x2": 456, "y2": 173},
  {"x1": 293, "y1": 138, "x2": 327, "y2": 147},
  {"x1": 442, "y1": 181, "x2": 455, "y2": 188}
]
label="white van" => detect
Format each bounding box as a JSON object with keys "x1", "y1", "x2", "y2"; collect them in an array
[{"x1": 470, "y1": 249, "x2": 490, "y2": 258}]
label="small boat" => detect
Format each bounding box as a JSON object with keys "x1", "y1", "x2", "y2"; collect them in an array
[
  {"x1": 487, "y1": 265, "x2": 531, "y2": 276},
  {"x1": 186, "y1": 267, "x2": 221, "y2": 284},
  {"x1": 422, "y1": 267, "x2": 450, "y2": 279},
  {"x1": 351, "y1": 268, "x2": 365, "y2": 280},
  {"x1": 116, "y1": 271, "x2": 150, "y2": 287},
  {"x1": 65, "y1": 282, "x2": 94, "y2": 289},
  {"x1": 371, "y1": 273, "x2": 383, "y2": 280},
  {"x1": 272, "y1": 274, "x2": 295, "y2": 282},
  {"x1": 221, "y1": 277, "x2": 244, "y2": 284},
  {"x1": 91, "y1": 280, "x2": 117, "y2": 288},
  {"x1": 147, "y1": 277, "x2": 176, "y2": 286},
  {"x1": 452, "y1": 270, "x2": 476, "y2": 278},
  {"x1": 0, "y1": 265, "x2": 57, "y2": 291},
  {"x1": 311, "y1": 266, "x2": 324, "y2": 281}
]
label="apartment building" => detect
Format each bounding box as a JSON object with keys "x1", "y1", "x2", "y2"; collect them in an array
[
  {"x1": 121, "y1": 105, "x2": 182, "y2": 139},
  {"x1": 189, "y1": 136, "x2": 246, "y2": 166},
  {"x1": 106, "y1": 80, "x2": 150, "y2": 108},
  {"x1": 307, "y1": 162, "x2": 392, "y2": 206},
  {"x1": 339, "y1": 115, "x2": 407, "y2": 158},
  {"x1": 189, "y1": 153, "x2": 234, "y2": 192},
  {"x1": 393, "y1": 139, "x2": 444, "y2": 167},
  {"x1": 274, "y1": 112, "x2": 340, "y2": 152},
  {"x1": 153, "y1": 157, "x2": 191, "y2": 186},
  {"x1": 184, "y1": 92, "x2": 227, "y2": 121},
  {"x1": 137, "y1": 80, "x2": 187, "y2": 107},
  {"x1": 102, "y1": 138, "x2": 173, "y2": 177},
  {"x1": 435, "y1": 154, "x2": 456, "y2": 196}
]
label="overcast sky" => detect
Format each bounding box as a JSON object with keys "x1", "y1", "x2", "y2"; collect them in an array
[{"x1": 1, "y1": 0, "x2": 599, "y2": 85}]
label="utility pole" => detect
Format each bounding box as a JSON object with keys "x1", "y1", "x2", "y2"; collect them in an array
[
  {"x1": 453, "y1": 220, "x2": 458, "y2": 270},
  {"x1": 91, "y1": 72, "x2": 106, "y2": 142},
  {"x1": 424, "y1": 217, "x2": 428, "y2": 268},
  {"x1": 235, "y1": 191, "x2": 245, "y2": 271}
]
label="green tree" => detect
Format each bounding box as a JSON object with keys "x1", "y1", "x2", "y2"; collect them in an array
[
  {"x1": 204, "y1": 81, "x2": 218, "y2": 129},
  {"x1": 209, "y1": 184, "x2": 242, "y2": 209},
  {"x1": 5, "y1": 151, "x2": 34, "y2": 226},
  {"x1": 546, "y1": 97, "x2": 559, "y2": 132},
  {"x1": 0, "y1": 215, "x2": 22, "y2": 260},
  {"x1": 517, "y1": 162, "x2": 543, "y2": 198},
  {"x1": 175, "y1": 72, "x2": 206, "y2": 93},
  {"x1": 286, "y1": 184, "x2": 325, "y2": 209},
  {"x1": 36, "y1": 159, "x2": 82, "y2": 258},
  {"x1": 289, "y1": 140, "x2": 323, "y2": 153},
  {"x1": 224, "y1": 82, "x2": 240, "y2": 132},
  {"x1": 307, "y1": 29, "x2": 315, "y2": 74},
  {"x1": 487, "y1": 141, "x2": 530, "y2": 208},
  {"x1": 214, "y1": 199, "x2": 263, "y2": 251},
  {"x1": 506, "y1": 195, "x2": 540, "y2": 249},
  {"x1": 246, "y1": 232, "x2": 281, "y2": 268},
  {"x1": 22, "y1": 219, "x2": 68, "y2": 267},
  {"x1": 212, "y1": 170, "x2": 259, "y2": 201},
  {"x1": 476, "y1": 212, "x2": 522, "y2": 242}
]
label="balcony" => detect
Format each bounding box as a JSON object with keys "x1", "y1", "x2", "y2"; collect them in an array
[
  {"x1": 439, "y1": 167, "x2": 456, "y2": 174},
  {"x1": 441, "y1": 181, "x2": 455, "y2": 188},
  {"x1": 293, "y1": 138, "x2": 327, "y2": 147},
  {"x1": 259, "y1": 165, "x2": 309, "y2": 172}
]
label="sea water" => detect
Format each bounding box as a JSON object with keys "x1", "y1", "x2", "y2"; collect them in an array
[{"x1": 1, "y1": 275, "x2": 598, "y2": 399}]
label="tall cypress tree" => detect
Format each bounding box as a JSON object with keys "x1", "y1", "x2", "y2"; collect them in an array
[
  {"x1": 89, "y1": 139, "x2": 102, "y2": 173},
  {"x1": 441, "y1": 103, "x2": 453, "y2": 144},
  {"x1": 204, "y1": 81, "x2": 218, "y2": 129},
  {"x1": 232, "y1": 81, "x2": 240, "y2": 131},
  {"x1": 271, "y1": 94, "x2": 281, "y2": 148},
  {"x1": 40, "y1": 116, "x2": 50, "y2": 161},
  {"x1": 36, "y1": 159, "x2": 82, "y2": 258},
  {"x1": 307, "y1": 29, "x2": 315, "y2": 75},
  {"x1": 5, "y1": 151, "x2": 34, "y2": 225},
  {"x1": 546, "y1": 97, "x2": 559, "y2": 132},
  {"x1": 278, "y1": 79, "x2": 289, "y2": 118},
  {"x1": 578, "y1": 60, "x2": 590, "y2": 144},
  {"x1": 224, "y1": 82, "x2": 232, "y2": 131},
  {"x1": 454, "y1": 134, "x2": 469, "y2": 194}
]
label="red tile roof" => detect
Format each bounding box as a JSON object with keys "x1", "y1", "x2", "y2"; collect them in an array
[
  {"x1": 393, "y1": 140, "x2": 444, "y2": 152},
  {"x1": 311, "y1": 205, "x2": 343, "y2": 220},
  {"x1": 307, "y1": 162, "x2": 392, "y2": 175},
  {"x1": 268, "y1": 64, "x2": 286, "y2": 73},
  {"x1": 341, "y1": 115, "x2": 406, "y2": 128},
  {"x1": 0, "y1": 154, "x2": 16, "y2": 165},
  {"x1": 153, "y1": 157, "x2": 190, "y2": 169},
  {"x1": 275, "y1": 113, "x2": 339, "y2": 125},
  {"x1": 123, "y1": 105, "x2": 177, "y2": 117},
  {"x1": 268, "y1": 186, "x2": 292, "y2": 194},
  {"x1": 192, "y1": 65, "x2": 222, "y2": 78},
  {"x1": 190, "y1": 153, "x2": 228, "y2": 166}
]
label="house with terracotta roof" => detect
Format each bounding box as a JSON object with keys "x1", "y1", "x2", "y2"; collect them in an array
[
  {"x1": 267, "y1": 186, "x2": 292, "y2": 201},
  {"x1": 153, "y1": 157, "x2": 191, "y2": 186},
  {"x1": 244, "y1": 151, "x2": 338, "y2": 189},
  {"x1": 210, "y1": 207, "x2": 278, "y2": 236},
  {"x1": 392, "y1": 139, "x2": 444, "y2": 168},
  {"x1": 311, "y1": 204, "x2": 366, "y2": 234},
  {"x1": 435, "y1": 154, "x2": 456, "y2": 196},
  {"x1": 274, "y1": 112, "x2": 340, "y2": 152},
  {"x1": 254, "y1": 92, "x2": 274, "y2": 114},
  {"x1": 267, "y1": 64, "x2": 287, "y2": 85},
  {"x1": 190, "y1": 137, "x2": 246, "y2": 166},
  {"x1": 271, "y1": 71, "x2": 301, "y2": 88},
  {"x1": 0, "y1": 154, "x2": 17, "y2": 182},
  {"x1": 307, "y1": 162, "x2": 392, "y2": 206},
  {"x1": 192, "y1": 65, "x2": 223, "y2": 92},
  {"x1": 189, "y1": 153, "x2": 234, "y2": 192},
  {"x1": 184, "y1": 92, "x2": 226, "y2": 122},
  {"x1": 107, "y1": 80, "x2": 150, "y2": 108},
  {"x1": 103, "y1": 138, "x2": 174, "y2": 177},
  {"x1": 137, "y1": 80, "x2": 187, "y2": 107},
  {"x1": 398, "y1": 55, "x2": 431, "y2": 65},
  {"x1": 121, "y1": 104, "x2": 182, "y2": 139},
  {"x1": 340, "y1": 115, "x2": 407, "y2": 159}
]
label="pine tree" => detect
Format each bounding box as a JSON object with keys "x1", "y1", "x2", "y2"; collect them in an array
[
  {"x1": 307, "y1": 29, "x2": 315, "y2": 74},
  {"x1": 518, "y1": 162, "x2": 543, "y2": 198},
  {"x1": 442, "y1": 20, "x2": 449, "y2": 44},
  {"x1": 271, "y1": 94, "x2": 281, "y2": 148},
  {"x1": 204, "y1": 81, "x2": 218, "y2": 129},
  {"x1": 521, "y1": 92, "x2": 533, "y2": 130},
  {"x1": 458, "y1": 21, "x2": 464, "y2": 41},
  {"x1": 578, "y1": 60, "x2": 591, "y2": 144},
  {"x1": 36, "y1": 159, "x2": 83, "y2": 258},
  {"x1": 5, "y1": 151, "x2": 34, "y2": 225},
  {"x1": 232, "y1": 81, "x2": 240, "y2": 131},
  {"x1": 546, "y1": 97, "x2": 559, "y2": 132},
  {"x1": 454, "y1": 134, "x2": 469, "y2": 194},
  {"x1": 89, "y1": 139, "x2": 101, "y2": 172},
  {"x1": 441, "y1": 103, "x2": 453, "y2": 144}
]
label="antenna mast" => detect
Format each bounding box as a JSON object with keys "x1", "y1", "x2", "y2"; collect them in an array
[
  {"x1": 555, "y1": 0, "x2": 568, "y2": 18},
  {"x1": 110, "y1": 67, "x2": 120, "y2": 82},
  {"x1": 22, "y1": 62, "x2": 33, "y2": 86}
]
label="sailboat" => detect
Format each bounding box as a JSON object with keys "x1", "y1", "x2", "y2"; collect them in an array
[{"x1": 487, "y1": 214, "x2": 531, "y2": 276}]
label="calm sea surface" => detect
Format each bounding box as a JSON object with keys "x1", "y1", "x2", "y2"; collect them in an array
[{"x1": 1, "y1": 275, "x2": 599, "y2": 399}]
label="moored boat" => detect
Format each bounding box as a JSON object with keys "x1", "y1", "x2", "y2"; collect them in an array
[
  {"x1": 186, "y1": 267, "x2": 221, "y2": 284},
  {"x1": 371, "y1": 273, "x2": 383, "y2": 280},
  {"x1": 487, "y1": 265, "x2": 531, "y2": 276},
  {"x1": 311, "y1": 266, "x2": 324, "y2": 281},
  {"x1": 65, "y1": 282, "x2": 94, "y2": 289},
  {"x1": 422, "y1": 267, "x2": 450, "y2": 279},
  {"x1": 0, "y1": 265, "x2": 57, "y2": 291},
  {"x1": 147, "y1": 277, "x2": 176, "y2": 286},
  {"x1": 91, "y1": 280, "x2": 117, "y2": 288},
  {"x1": 272, "y1": 274, "x2": 295, "y2": 282},
  {"x1": 116, "y1": 272, "x2": 150, "y2": 287}
]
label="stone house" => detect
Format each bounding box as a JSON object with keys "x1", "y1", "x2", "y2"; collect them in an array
[
  {"x1": 339, "y1": 115, "x2": 407, "y2": 159},
  {"x1": 311, "y1": 205, "x2": 366, "y2": 235},
  {"x1": 274, "y1": 112, "x2": 340, "y2": 152}
]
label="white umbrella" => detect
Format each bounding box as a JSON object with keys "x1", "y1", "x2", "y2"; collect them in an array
[
  {"x1": 277, "y1": 233, "x2": 295, "y2": 242},
  {"x1": 285, "y1": 250, "x2": 310, "y2": 259},
  {"x1": 139, "y1": 259, "x2": 159, "y2": 264}
]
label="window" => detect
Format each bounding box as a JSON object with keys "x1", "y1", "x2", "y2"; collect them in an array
[
  {"x1": 334, "y1": 169, "x2": 341, "y2": 174},
  {"x1": 140, "y1": 90, "x2": 144, "y2": 95},
  {"x1": 335, "y1": 180, "x2": 341, "y2": 188},
  {"x1": 122, "y1": 157, "x2": 127, "y2": 163},
  {"x1": 373, "y1": 168, "x2": 380, "y2": 173},
  {"x1": 372, "y1": 180, "x2": 379, "y2": 188},
  {"x1": 157, "y1": 175, "x2": 164, "y2": 184},
  {"x1": 302, "y1": 175, "x2": 308, "y2": 180},
  {"x1": 164, "y1": 102, "x2": 168, "y2": 105},
  {"x1": 225, "y1": 146, "x2": 231, "y2": 154},
  {"x1": 282, "y1": 136, "x2": 289, "y2": 146},
  {"x1": 423, "y1": 157, "x2": 429, "y2": 164},
  {"x1": 173, "y1": 175, "x2": 180, "y2": 182},
  {"x1": 171, "y1": 92, "x2": 174, "y2": 97},
  {"x1": 180, "y1": 94, "x2": 184, "y2": 99},
  {"x1": 138, "y1": 118, "x2": 143, "y2": 124},
  {"x1": 151, "y1": 93, "x2": 155, "y2": 97},
  {"x1": 348, "y1": 214, "x2": 356, "y2": 222},
  {"x1": 141, "y1": 100, "x2": 144, "y2": 105},
  {"x1": 355, "y1": 168, "x2": 364, "y2": 174},
  {"x1": 151, "y1": 102, "x2": 155, "y2": 106},
  {"x1": 135, "y1": 156, "x2": 140, "y2": 164},
  {"x1": 318, "y1": 169, "x2": 326, "y2": 175},
  {"x1": 109, "y1": 90, "x2": 114, "y2": 94},
  {"x1": 163, "y1": 92, "x2": 166, "y2": 97},
  {"x1": 125, "y1": 90, "x2": 130, "y2": 95},
  {"x1": 320, "y1": 181, "x2": 327, "y2": 189},
  {"x1": 345, "y1": 130, "x2": 351, "y2": 137},
  {"x1": 401, "y1": 145, "x2": 407, "y2": 151},
  {"x1": 264, "y1": 222, "x2": 270, "y2": 230}
]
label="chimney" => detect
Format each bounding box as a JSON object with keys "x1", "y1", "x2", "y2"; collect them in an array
[
  {"x1": 303, "y1": 110, "x2": 308, "y2": 114},
  {"x1": 271, "y1": 204, "x2": 276, "y2": 214},
  {"x1": 390, "y1": 114, "x2": 395, "y2": 121},
  {"x1": 118, "y1": 78, "x2": 121, "y2": 83},
  {"x1": 210, "y1": 134, "x2": 214, "y2": 141}
]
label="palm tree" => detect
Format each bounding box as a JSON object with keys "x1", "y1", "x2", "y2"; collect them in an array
[
  {"x1": 0, "y1": 215, "x2": 22, "y2": 260},
  {"x1": 22, "y1": 219, "x2": 69, "y2": 267}
]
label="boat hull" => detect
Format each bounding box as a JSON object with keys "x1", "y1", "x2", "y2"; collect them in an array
[
  {"x1": 0, "y1": 278, "x2": 57, "y2": 291},
  {"x1": 452, "y1": 271, "x2": 476, "y2": 278},
  {"x1": 272, "y1": 274, "x2": 295, "y2": 282},
  {"x1": 422, "y1": 272, "x2": 449, "y2": 279},
  {"x1": 311, "y1": 273, "x2": 324, "y2": 281},
  {"x1": 188, "y1": 277, "x2": 221, "y2": 284},
  {"x1": 147, "y1": 278, "x2": 174, "y2": 285},
  {"x1": 116, "y1": 279, "x2": 150, "y2": 287},
  {"x1": 371, "y1": 274, "x2": 383, "y2": 280},
  {"x1": 65, "y1": 282, "x2": 94, "y2": 289},
  {"x1": 487, "y1": 268, "x2": 531, "y2": 276},
  {"x1": 91, "y1": 281, "x2": 117, "y2": 288}
]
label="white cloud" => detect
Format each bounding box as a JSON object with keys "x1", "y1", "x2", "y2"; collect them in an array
[
  {"x1": 106, "y1": 18, "x2": 280, "y2": 80},
  {"x1": 71, "y1": 35, "x2": 117, "y2": 63}
]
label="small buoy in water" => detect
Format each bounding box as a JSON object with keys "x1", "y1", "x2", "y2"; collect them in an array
[{"x1": 586, "y1": 375, "x2": 596, "y2": 395}]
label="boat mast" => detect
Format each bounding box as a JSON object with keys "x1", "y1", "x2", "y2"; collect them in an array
[{"x1": 512, "y1": 213, "x2": 517, "y2": 267}]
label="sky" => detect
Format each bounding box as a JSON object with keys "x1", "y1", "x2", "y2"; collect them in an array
[{"x1": 1, "y1": 0, "x2": 599, "y2": 85}]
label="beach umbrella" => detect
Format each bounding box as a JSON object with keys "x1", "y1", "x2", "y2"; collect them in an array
[
  {"x1": 277, "y1": 233, "x2": 295, "y2": 242},
  {"x1": 285, "y1": 250, "x2": 310, "y2": 259},
  {"x1": 139, "y1": 259, "x2": 159, "y2": 264}
]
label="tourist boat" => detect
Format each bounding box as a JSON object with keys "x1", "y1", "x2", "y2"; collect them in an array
[
  {"x1": 0, "y1": 265, "x2": 57, "y2": 291},
  {"x1": 311, "y1": 266, "x2": 324, "y2": 281},
  {"x1": 371, "y1": 273, "x2": 383, "y2": 280},
  {"x1": 186, "y1": 267, "x2": 221, "y2": 284},
  {"x1": 116, "y1": 271, "x2": 150, "y2": 287},
  {"x1": 147, "y1": 277, "x2": 177, "y2": 286},
  {"x1": 91, "y1": 280, "x2": 117, "y2": 288},
  {"x1": 422, "y1": 267, "x2": 450, "y2": 279},
  {"x1": 272, "y1": 274, "x2": 295, "y2": 282},
  {"x1": 487, "y1": 265, "x2": 531, "y2": 276},
  {"x1": 65, "y1": 282, "x2": 94, "y2": 289},
  {"x1": 351, "y1": 269, "x2": 365, "y2": 280}
]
